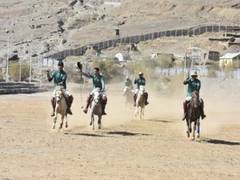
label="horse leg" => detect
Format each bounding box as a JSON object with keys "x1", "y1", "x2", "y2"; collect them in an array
[
  {"x1": 197, "y1": 119, "x2": 200, "y2": 138},
  {"x1": 65, "y1": 115, "x2": 68, "y2": 128},
  {"x1": 138, "y1": 107, "x2": 141, "y2": 120},
  {"x1": 192, "y1": 121, "x2": 196, "y2": 141},
  {"x1": 98, "y1": 116, "x2": 102, "y2": 129},
  {"x1": 142, "y1": 107, "x2": 145, "y2": 120},
  {"x1": 140, "y1": 107, "x2": 143, "y2": 120},
  {"x1": 186, "y1": 119, "x2": 190, "y2": 138},
  {"x1": 59, "y1": 114, "x2": 64, "y2": 129},
  {"x1": 91, "y1": 115, "x2": 95, "y2": 130},
  {"x1": 52, "y1": 115, "x2": 57, "y2": 129},
  {"x1": 134, "y1": 107, "x2": 138, "y2": 118}
]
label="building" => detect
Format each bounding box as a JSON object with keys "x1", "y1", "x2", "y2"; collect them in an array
[
  {"x1": 219, "y1": 52, "x2": 240, "y2": 67},
  {"x1": 208, "y1": 51, "x2": 220, "y2": 61}
]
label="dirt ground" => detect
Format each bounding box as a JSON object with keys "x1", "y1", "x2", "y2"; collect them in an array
[{"x1": 0, "y1": 82, "x2": 240, "y2": 180}]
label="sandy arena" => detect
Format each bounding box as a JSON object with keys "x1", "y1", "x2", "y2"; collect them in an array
[{"x1": 0, "y1": 81, "x2": 240, "y2": 180}]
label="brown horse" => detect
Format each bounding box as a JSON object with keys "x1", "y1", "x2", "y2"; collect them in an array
[{"x1": 186, "y1": 91, "x2": 201, "y2": 140}]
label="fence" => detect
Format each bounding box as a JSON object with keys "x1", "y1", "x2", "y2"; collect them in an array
[{"x1": 45, "y1": 24, "x2": 240, "y2": 60}]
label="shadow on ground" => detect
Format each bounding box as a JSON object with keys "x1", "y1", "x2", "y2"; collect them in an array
[
  {"x1": 64, "y1": 130, "x2": 151, "y2": 137},
  {"x1": 145, "y1": 119, "x2": 174, "y2": 123},
  {"x1": 202, "y1": 138, "x2": 240, "y2": 146},
  {"x1": 105, "y1": 131, "x2": 150, "y2": 136},
  {"x1": 64, "y1": 132, "x2": 107, "y2": 137}
]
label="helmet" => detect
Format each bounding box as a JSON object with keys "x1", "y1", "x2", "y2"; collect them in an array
[
  {"x1": 191, "y1": 71, "x2": 198, "y2": 77},
  {"x1": 94, "y1": 67, "x2": 100, "y2": 71},
  {"x1": 138, "y1": 72, "x2": 143, "y2": 75},
  {"x1": 58, "y1": 61, "x2": 64, "y2": 67}
]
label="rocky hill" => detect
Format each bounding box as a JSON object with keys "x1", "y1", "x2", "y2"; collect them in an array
[{"x1": 0, "y1": 0, "x2": 239, "y2": 61}]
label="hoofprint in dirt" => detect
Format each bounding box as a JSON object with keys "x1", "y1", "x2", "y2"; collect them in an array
[{"x1": 0, "y1": 82, "x2": 240, "y2": 179}]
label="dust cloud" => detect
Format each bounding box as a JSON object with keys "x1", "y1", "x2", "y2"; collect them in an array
[{"x1": 61, "y1": 76, "x2": 240, "y2": 135}]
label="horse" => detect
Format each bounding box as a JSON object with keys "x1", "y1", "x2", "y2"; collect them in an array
[
  {"x1": 52, "y1": 87, "x2": 68, "y2": 129},
  {"x1": 89, "y1": 88, "x2": 103, "y2": 130},
  {"x1": 123, "y1": 87, "x2": 134, "y2": 106},
  {"x1": 185, "y1": 91, "x2": 201, "y2": 140},
  {"x1": 135, "y1": 86, "x2": 146, "y2": 120}
]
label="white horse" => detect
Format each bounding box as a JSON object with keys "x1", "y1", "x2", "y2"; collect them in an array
[
  {"x1": 52, "y1": 87, "x2": 68, "y2": 129},
  {"x1": 123, "y1": 86, "x2": 134, "y2": 106},
  {"x1": 135, "y1": 86, "x2": 146, "y2": 120},
  {"x1": 90, "y1": 88, "x2": 103, "y2": 130}
]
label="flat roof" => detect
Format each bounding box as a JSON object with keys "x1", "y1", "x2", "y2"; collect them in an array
[{"x1": 220, "y1": 52, "x2": 240, "y2": 59}]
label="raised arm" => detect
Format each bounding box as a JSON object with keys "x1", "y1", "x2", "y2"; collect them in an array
[
  {"x1": 47, "y1": 70, "x2": 53, "y2": 82},
  {"x1": 183, "y1": 78, "x2": 190, "y2": 85},
  {"x1": 81, "y1": 71, "x2": 93, "y2": 79}
]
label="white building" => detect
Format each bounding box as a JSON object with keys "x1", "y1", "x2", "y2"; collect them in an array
[{"x1": 219, "y1": 52, "x2": 240, "y2": 67}]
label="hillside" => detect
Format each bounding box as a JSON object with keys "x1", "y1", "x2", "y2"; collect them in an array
[{"x1": 0, "y1": 0, "x2": 239, "y2": 60}]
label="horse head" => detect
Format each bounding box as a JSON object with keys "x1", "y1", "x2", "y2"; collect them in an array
[
  {"x1": 93, "y1": 88, "x2": 102, "y2": 104},
  {"x1": 55, "y1": 86, "x2": 64, "y2": 103},
  {"x1": 191, "y1": 91, "x2": 200, "y2": 108}
]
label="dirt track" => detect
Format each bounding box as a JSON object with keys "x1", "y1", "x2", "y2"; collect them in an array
[{"x1": 0, "y1": 84, "x2": 240, "y2": 180}]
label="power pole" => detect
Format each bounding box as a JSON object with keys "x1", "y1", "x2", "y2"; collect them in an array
[{"x1": 6, "y1": 35, "x2": 10, "y2": 82}]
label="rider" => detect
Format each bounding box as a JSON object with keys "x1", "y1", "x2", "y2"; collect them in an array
[
  {"x1": 182, "y1": 71, "x2": 206, "y2": 120},
  {"x1": 81, "y1": 67, "x2": 107, "y2": 115},
  {"x1": 123, "y1": 76, "x2": 133, "y2": 95},
  {"x1": 47, "y1": 61, "x2": 73, "y2": 116},
  {"x1": 133, "y1": 72, "x2": 149, "y2": 106}
]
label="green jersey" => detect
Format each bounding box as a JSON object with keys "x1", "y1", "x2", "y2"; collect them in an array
[
  {"x1": 184, "y1": 78, "x2": 201, "y2": 97},
  {"x1": 134, "y1": 77, "x2": 146, "y2": 89},
  {"x1": 51, "y1": 70, "x2": 67, "y2": 89},
  {"x1": 82, "y1": 72, "x2": 105, "y2": 90}
]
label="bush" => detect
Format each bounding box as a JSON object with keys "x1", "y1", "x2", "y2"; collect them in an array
[
  {"x1": 126, "y1": 56, "x2": 175, "y2": 80},
  {"x1": 9, "y1": 62, "x2": 31, "y2": 81},
  {"x1": 92, "y1": 58, "x2": 123, "y2": 82}
]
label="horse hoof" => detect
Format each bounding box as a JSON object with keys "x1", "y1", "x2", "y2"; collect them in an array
[
  {"x1": 197, "y1": 134, "x2": 200, "y2": 138},
  {"x1": 65, "y1": 124, "x2": 68, "y2": 128},
  {"x1": 191, "y1": 137, "x2": 195, "y2": 141}
]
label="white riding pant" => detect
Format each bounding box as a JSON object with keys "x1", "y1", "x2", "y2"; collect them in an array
[
  {"x1": 89, "y1": 89, "x2": 106, "y2": 98},
  {"x1": 185, "y1": 96, "x2": 203, "y2": 102},
  {"x1": 52, "y1": 88, "x2": 72, "y2": 97}
]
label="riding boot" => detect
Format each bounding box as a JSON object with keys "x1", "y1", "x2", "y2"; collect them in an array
[
  {"x1": 182, "y1": 101, "x2": 188, "y2": 121},
  {"x1": 101, "y1": 96, "x2": 107, "y2": 115},
  {"x1": 144, "y1": 92, "x2": 149, "y2": 105},
  {"x1": 200, "y1": 99, "x2": 206, "y2": 120},
  {"x1": 83, "y1": 95, "x2": 92, "y2": 114},
  {"x1": 51, "y1": 98, "x2": 56, "y2": 117},
  {"x1": 133, "y1": 94, "x2": 137, "y2": 106},
  {"x1": 66, "y1": 95, "x2": 73, "y2": 115}
]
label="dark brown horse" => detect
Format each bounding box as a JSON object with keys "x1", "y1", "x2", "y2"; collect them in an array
[{"x1": 186, "y1": 91, "x2": 201, "y2": 140}]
